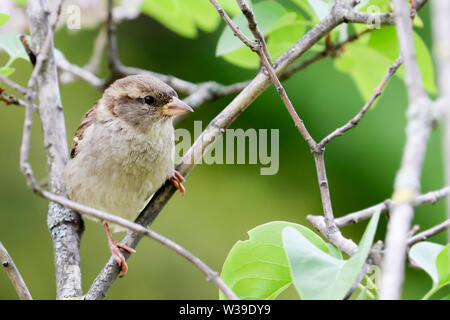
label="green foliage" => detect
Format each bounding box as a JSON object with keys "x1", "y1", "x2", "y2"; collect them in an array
[
  {"x1": 356, "y1": 0, "x2": 391, "y2": 12},
  {"x1": 368, "y1": 27, "x2": 436, "y2": 94},
  {"x1": 0, "y1": 34, "x2": 30, "y2": 76},
  {"x1": 282, "y1": 210, "x2": 380, "y2": 299},
  {"x1": 0, "y1": 13, "x2": 10, "y2": 26},
  {"x1": 410, "y1": 242, "x2": 450, "y2": 299},
  {"x1": 216, "y1": 1, "x2": 306, "y2": 69},
  {"x1": 140, "y1": 0, "x2": 244, "y2": 38},
  {"x1": 335, "y1": 42, "x2": 393, "y2": 101},
  {"x1": 219, "y1": 221, "x2": 330, "y2": 300},
  {"x1": 335, "y1": 26, "x2": 436, "y2": 101},
  {"x1": 220, "y1": 211, "x2": 380, "y2": 300},
  {"x1": 290, "y1": 0, "x2": 316, "y2": 19}
]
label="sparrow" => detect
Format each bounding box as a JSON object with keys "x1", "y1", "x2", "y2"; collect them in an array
[{"x1": 63, "y1": 74, "x2": 193, "y2": 277}]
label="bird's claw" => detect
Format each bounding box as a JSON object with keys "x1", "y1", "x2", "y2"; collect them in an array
[
  {"x1": 108, "y1": 239, "x2": 136, "y2": 278},
  {"x1": 104, "y1": 222, "x2": 136, "y2": 278},
  {"x1": 170, "y1": 170, "x2": 185, "y2": 196}
]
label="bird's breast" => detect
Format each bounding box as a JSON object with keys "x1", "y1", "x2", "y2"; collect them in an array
[{"x1": 64, "y1": 119, "x2": 175, "y2": 223}]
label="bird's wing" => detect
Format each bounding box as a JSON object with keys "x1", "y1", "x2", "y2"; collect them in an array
[{"x1": 70, "y1": 102, "x2": 98, "y2": 159}]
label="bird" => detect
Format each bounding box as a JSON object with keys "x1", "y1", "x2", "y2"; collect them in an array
[{"x1": 63, "y1": 74, "x2": 193, "y2": 277}]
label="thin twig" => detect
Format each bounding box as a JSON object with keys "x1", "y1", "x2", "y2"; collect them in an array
[
  {"x1": 235, "y1": 0, "x2": 272, "y2": 61},
  {"x1": 0, "y1": 242, "x2": 32, "y2": 300},
  {"x1": 209, "y1": 0, "x2": 256, "y2": 51},
  {"x1": 85, "y1": 24, "x2": 107, "y2": 74},
  {"x1": 106, "y1": 0, "x2": 120, "y2": 73},
  {"x1": 19, "y1": 35, "x2": 36, "y2": 66},
  {"x1": 0, "y1": 74, "x2": 27, "y2": 95},
  {"x1": 281, "y1": 29, "x2": 372, "y2": 81},
  {"x1": 57, "y1": 57, "x2": 105, "y2": 88},
  {"x1": 408, "y1": 219, "x2": 450, "y2": 246},
  {"x1": 312, "y1": 152, "x2": 357, "y2": 255},
  {"x1": 319, "y1": 57, "x2": 403, "y2": 148},
  {"x1": 0, "y1": 89, "x2": 28, "y2": 108},
  {"x1": 308, "y1": 186, "x2": 450, "y2": 230}
]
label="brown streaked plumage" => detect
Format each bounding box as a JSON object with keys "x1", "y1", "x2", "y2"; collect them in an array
[
  {"x1": 70, "y1": 104, "x2": 97, "y2": 159},
  {"x1": 64, "y1": 74, "x2": 193, "y2": 277}
]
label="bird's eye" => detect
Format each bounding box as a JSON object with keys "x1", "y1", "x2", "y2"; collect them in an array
[{"x1": 144, "y1": 95, "x2": 155, "y2": 105}]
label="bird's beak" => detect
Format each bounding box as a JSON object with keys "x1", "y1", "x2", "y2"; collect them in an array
[{"x1": 161, "y1": 97, "x2": 194, "y2": 116}]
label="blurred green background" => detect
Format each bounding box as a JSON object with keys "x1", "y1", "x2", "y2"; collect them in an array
[{"x1": 0, "y1": 1, "x2": 448, "y2": 299}]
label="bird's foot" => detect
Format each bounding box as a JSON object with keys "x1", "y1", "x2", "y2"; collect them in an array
[
  {"x1": 104, "y1": 222, "x2": 136, "y2": 278},
  {"x1": 170, "y1": 170, "x2": 185, "y2": 196}
]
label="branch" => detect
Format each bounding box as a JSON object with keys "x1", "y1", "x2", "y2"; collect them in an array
[
  {"x1": 432, "y1": 0, "x2": 450, "y2": 243},
  {"x1": 339, "y1": 0, "x2": 427, "y2": 26},
  {"x1": 25, "y1": 0, "x2": 84, "y2": 299},
  {"x1": 280, "y1": 29, "x2": 372, "y2": 81},
  {"x1": 0, "y1": 242, "x2": 32, "y2": 300},
  {"x1": 0, "y1": 88, "x2": 28, "y2": 108},
  {"x1": 343, "y1": 187, "x2": 450, "y2": 227},
  {"x1": 379, "y1": 0, "x2": 433, "y2": 300},
  {"x1": 84, "y1": 25, "x2": 107, "y2": 74},
  {"x1": 0, "y1": 74, "x2": 27, "y2": 95},
  {"x1": 408, "y1": 219, "x2": 450, "y2": 246},
  {"x1": 235, "y1": 0, "x2": 272, "y2": 61},
  {"x1": 57, "y1": 56, "x2": 105, "y2": 88},
  {"x1": 308, "y1": 186, "x2": 450, "y2": 228}
]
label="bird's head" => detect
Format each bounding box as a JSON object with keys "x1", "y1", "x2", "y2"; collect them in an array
[{"x1": 102, "y1": 74, "x2": 193, "y2": 129}]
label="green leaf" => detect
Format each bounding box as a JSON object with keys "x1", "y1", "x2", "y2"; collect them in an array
[
  {"x1": 219, "y1": 221, "x2": 331, "y2": 300},
  {"x1": 356, "y1": 0, "x2": 391, "y2": 12},
  {"x1": 327, "y1": 243, "x2": 344, "y2": 260},
  {"x1": 335, "y1": 43, "x2": 394, "y2": 101},
  {"x1": 409, "y1": 242, "x2": 450, "y2": 299},
  {"x1": 409, "y1": 242, "x2": 444, "y2": 287},
  {"x1": 220, "y1": 45, "x2": 256, "y2": 69},
  {"x1": 140, "y1": 0, "x2": 250, "y2": 38},
  {"x1": 216, "y1": 1, "x2": 287, "y2": 56},
  {"x1": 413, "y1": 15, "x2": 424, "y2": 28},
  {"x1": 179, "y1": 0, "x2": 220, "y2": 33},
  {"x1": 141, "y1": 0, "x2": 197, "y2": 38},
  {"x1": 223, "y1": 18, "x2": 307, "y2": 69},
  {"x1": 0, "y1": 13, "x2": 10, "y2": 27},
  {"x1": 290, "y1": 0, "x2": 316, "y2": 19},
  {"x1": 335, "y1": 26, "x2": 436, "y2": 101},
  {"x1": 0, "y1": 67, "x2": 15, "y2": 77},
  {"x1": 0, "y1": 34, "x2": 30, "y2": 77},
  {"x1": 217, "y1": 3, "x2": 306, "y2": 69},
  {"x1": 368, "y1": 26, "x2": 436, "y2": 95},
  {"x1": 267, "y1": 19, "x2": 306, "y2": 58},
  {"x1": 283, "y1": 210, "x2": 380, "y2": 300},
  {"x1": 436, "y1": 244, "x2": 450, "y2": 286}
]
